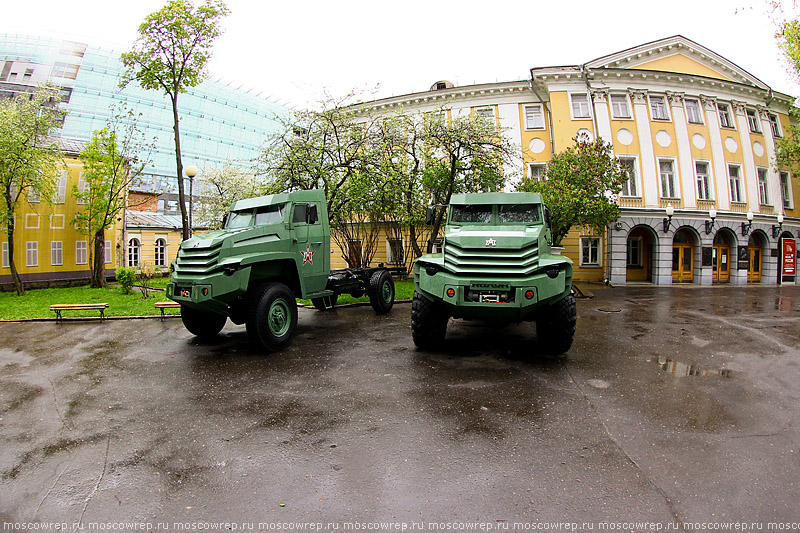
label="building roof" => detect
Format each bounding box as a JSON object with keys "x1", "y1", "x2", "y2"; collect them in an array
[{"x1": 126, "y1": 211, "x2": 183, "y2": 230}]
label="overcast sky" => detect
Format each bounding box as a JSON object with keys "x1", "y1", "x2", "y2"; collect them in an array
[{"x1": 3, "y1": 0, "x2": 799, "y2": 108}]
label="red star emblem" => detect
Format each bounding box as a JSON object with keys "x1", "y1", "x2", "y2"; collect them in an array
[{"x1": 300, "y1": 244, "x2": 315, "y2": 265}]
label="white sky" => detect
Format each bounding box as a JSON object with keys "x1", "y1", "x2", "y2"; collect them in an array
[{"x1": 2, "y1": 0, "x2": 799, "y2": 108}]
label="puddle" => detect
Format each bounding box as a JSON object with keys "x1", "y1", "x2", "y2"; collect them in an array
[
  {"x1": 655, "y1": 356, "x2": 733, "y2": 378},
  {"x1": 597, "y1": 308, "x2": 622, "y2": 313}
]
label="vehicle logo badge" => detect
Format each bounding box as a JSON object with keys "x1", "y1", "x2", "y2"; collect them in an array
[
  {"x1": 485, "y1": 238, "x2": 497, "y2": 247},
  {"x1": 300, "y1": 244, "x2": 315, "y2": 265}
]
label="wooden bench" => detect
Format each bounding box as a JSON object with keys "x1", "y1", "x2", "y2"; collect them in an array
[
  {"x1": 154, "y1": 301, "x2": 181, "y2": 321},
  {"x1": 50, "y1": 303, "x2": 109, "y2": 322}
]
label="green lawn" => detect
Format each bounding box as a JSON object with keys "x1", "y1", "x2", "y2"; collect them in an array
[{"x1": 0, "y1": 279, "x2": 415, "y2": 320}]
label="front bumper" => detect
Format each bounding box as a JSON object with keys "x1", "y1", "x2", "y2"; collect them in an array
[{"x1": 166, "y1": 266, "x2": 251, "y2": 316}]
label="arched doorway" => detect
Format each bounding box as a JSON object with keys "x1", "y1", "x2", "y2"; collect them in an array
[
  {"x1": 747, "y1": 233, "x2": 765, "y2": 283},
  {"x1": 626, "y1": 226, "x2": 656, "y2": 282},
  {"x1": 672, "y1": 229, "x2": 695, "y2": 283},
  {"x1": 712, "y1": 231, "x2": 732, "y2": 283}
]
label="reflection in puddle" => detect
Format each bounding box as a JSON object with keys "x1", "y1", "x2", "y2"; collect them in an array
[{"x1": 657, "y1": 356, "x2": 733, "y2": 378}]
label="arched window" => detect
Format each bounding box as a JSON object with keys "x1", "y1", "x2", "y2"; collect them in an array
[
  {"x1": 154, "y1": 238, "x2": 167, "y2": 267},
  {"x1": 128, "y1": 238, "x2": 140, "y2": 267}
]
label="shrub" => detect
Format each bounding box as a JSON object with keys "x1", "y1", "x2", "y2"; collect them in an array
[{"x1": 116, "y1": 267, "x2": 137, "y2": 294}]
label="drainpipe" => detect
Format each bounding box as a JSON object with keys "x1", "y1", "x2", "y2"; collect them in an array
[
  {"x1": 580, "y1": 63, "x2": 600, "y2": 138},
  {"x1": 529, "y1": 69, "x2": 555, "y2": 155}
]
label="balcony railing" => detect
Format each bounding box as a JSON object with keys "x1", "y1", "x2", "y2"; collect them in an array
[{"x1": 619, "y1": 197, "x2": 643, "y2": 208}]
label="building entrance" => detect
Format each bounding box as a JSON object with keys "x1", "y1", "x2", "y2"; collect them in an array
[
  {"x1": 712, "y1": 232, "x2": 731, "y2": 283},
  {"x1": 672, "y1": 230, "x2": 694, "y2": 283}
]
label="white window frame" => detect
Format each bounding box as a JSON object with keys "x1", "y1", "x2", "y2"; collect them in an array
[
  {"x1": 386, "y1": 238, "x2": 404, "y2": 265},
  {"x1": 610, "y1": 94, "x2": 631, "y2": 119},
  {"x1": 685, "y1": 98, "x2": 703, "y2": 125},
  {"x1": 155, "y1": 238, "x2": 167, "y2": 267},
  {"x1": 128, "y1": 238, "x2": 140, "y2": 267},
  {"x1": 746, "y1": 109, "x2": 761, "y2": 134},
  {"x1": 718, "y1": 103, "x2": 734, "y2": 129},
  {"x1": 769, "y1": 113, "x2": 782, "y2": 138},
  {"x1": 658, "y1": 158, "x2": 679, "y2": 199},
  {"x1": 53, "y1": 170, "x2": 67, "y2": 204},
  {"x1": 757, "y1": 167, "x2": 770, "y2": 205},
  {"x1": 649, "y1": 95, "x2": 670, "y2": 121},
  {"x1": 2, "y1": 242, "x2": 8, "y2": 268},
  {"x1": 76, "y1": 173, "x2": 88, "y2": 205},
  {"x1": 570, "y1": 93, "x2": 591, "y2": 120},
  {"x1": 25, "y1": 214, "x2": 39, "y2": 229},
  {"x1": 51, "y1": 241, "x2": 63, "y2": 266},
  {"x1": 28, "y1": 187, "x2": 40, "y2": 203},
  {"x1": 105, "y1": 240, "x2": 113, "y2": 264},
  {"x1": 618, "y1": 157, "x2": 639, "y2": 197},
  {"x1": 76, "y1": 240, "x2": 88, "y2": 265},
  {"x1": 780, "y1": 171, "x2": 793, "y2": 209},
  {"x1": 527, "y1": 163, "x2": 546, "y2": 182},
  {"x1": 475, "y1": 106, "x2": 495, "y2": 121},
  {"x1": 26, "y1": 241, "x2": 38, "y2": 267},
  {"x1": 523, "y1": 104, "x2": 545, "y2": 130},
  {"x1": 580, "y1": 236, "x2": 601, "y2": 267},
  {"x1": 627, "y1": 237, "x2": 643, "y2": 268},
  {"x1": 49, "y1": 214, "x2": 65, "y2": 229},
  {"x1": 728, "y1": 164, "x2": 744, "y2": 204},
  {"x1": 695, "y1": 160, "x2": 712, "y2": 201}
]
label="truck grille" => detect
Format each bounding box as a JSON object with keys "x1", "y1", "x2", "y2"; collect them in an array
[
  {"x1": 174, "y1": 242, "x2": 222, "y2": 275},
  {"x1": 444, "y1": 241, "x2": 539, "y2": 276}
]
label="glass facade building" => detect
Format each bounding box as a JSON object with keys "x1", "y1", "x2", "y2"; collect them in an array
[{"x1": 0, "y1": 33, "x2": 289, "y2": 195}]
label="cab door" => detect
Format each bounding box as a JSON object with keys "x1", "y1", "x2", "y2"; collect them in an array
[{"x1": 291, "y1": 202, "x2": 327, "y2": 293}]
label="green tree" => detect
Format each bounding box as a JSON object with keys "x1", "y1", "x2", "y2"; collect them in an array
[
  {"x1": 120, "y1": 0, "x2": 230, "y2": 241},
  {"x1": 517, "y1": 134, "x2": 628, "y2": 247},
  {"x1": 74, "y1": 107, "x2": 153, "y2": 288},
  {"x1": 773, "y1": 3, "x2": 800, "y2": 173},
  {"x1": 195, "y1": 162, "x2": 266, "y2": 230},
  {"x1": 0, "y1": 85, "x2": 64, "y2": 295}
]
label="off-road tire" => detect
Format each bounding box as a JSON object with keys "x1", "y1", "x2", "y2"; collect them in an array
[
  {"x1": 368, "y1": 270, "x2": 395, "y2": 314},
  {"x1": 536, "y1": 293, "x2": 577, "y2": 355},
  {"x1": 246, "y1": 282, "x2": 298, "y2": 351},
  {"x1": 180, "y1": 305, "x2": 227, "y2": 339},
  {"x1": 411, "y1": 290, "x2": 449, "y2": 349},
  {"x1": 311, "y1": 293, "x2": 339, "y2": 311}
]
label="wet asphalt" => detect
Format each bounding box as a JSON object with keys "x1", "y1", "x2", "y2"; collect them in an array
[{"x1": 1, "y1": 286, "x2": 799, "y2": 530}]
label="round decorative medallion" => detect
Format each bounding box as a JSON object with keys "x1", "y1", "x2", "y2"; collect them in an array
[
  {"x1": 725, "y1": 137, "x2": 738, "y2": 153},
  {"x1": 692, "y1": 133, "x2": 707, "y2": 149},
  {"x1": 529, "y1": 138, "x2": 546, "y2": 154},
  {"x1": 656, "y1": 130, "x2": 672, "y2": 147},
  {"x1": 617, "y1": 128, "x2": 634, "y2": 145},
  {"x1": 753, "y1": 141, "x2": 764, "y2": 157}
]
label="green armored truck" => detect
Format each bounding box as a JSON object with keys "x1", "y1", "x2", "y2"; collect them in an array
[
  {"x1": 412, "y1": 192, "x2": 576, "y2": 353},
  {"x1": 166, "y1": 189, "x2": 397, "y2": 351}
]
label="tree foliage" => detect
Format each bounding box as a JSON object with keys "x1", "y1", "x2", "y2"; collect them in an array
[
  {"x1": 0, "y1": 85, "x2": 65, "y2": 295},
  {"x1": 195, "y1": 162, "x2": 267, "y2": 230},
  {"x1": 74, "y1": 105, "x2": 153, "y2": 288},
  {"x1": 517, "y1": 134, "x2": 628, "y2": 246},
  {"x1": 121, "y1": 0, "x2": 230, "y2": 241}
]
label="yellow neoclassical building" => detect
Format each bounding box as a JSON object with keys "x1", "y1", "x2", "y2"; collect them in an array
[{"x1": 353, "y1": 36, "x2": 798, "y2": 286}]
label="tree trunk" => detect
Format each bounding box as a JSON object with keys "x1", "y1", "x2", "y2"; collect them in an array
[
  {"x1": 171, "y1": 93, "x2": 190, "y2": 241},
  {"x1": 6, "y1": 223, "x2": 24, "y2": 296},
  {"x1": 91, "y1": 229, "x2": 106, "y2": 288}
]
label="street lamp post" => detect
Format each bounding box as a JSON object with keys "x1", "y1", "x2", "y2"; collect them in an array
[{"x1": 185, "y1": 165, "x2": 198, "y2": 238}]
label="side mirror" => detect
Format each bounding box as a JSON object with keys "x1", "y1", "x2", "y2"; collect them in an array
[
  {"x1": 544, "y1": 207, "x2": 552, "y2": 227},
  {"x1": 221, "y1": 213, "x2": 229, "y2": 228},
  {"x1": 307, "y1": 204, "x2": 318, "y2": 225},
  {"x1": 425, "y1": 206, "x2": 436, "y2": 225}
]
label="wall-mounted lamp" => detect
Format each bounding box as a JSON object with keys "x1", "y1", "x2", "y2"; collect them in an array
[
  {"x1": 662, "y1": 204, "x2": 674, "y2": 233},
  {"x1": 741, "y1": 210, "x2": 754, "y2": 236},
  {"x1": 771, "y1": 213, "x2": 785, "y2": 238},
  {"x1": 704, "y1": 209, "x2": 717, "y2": 235}
]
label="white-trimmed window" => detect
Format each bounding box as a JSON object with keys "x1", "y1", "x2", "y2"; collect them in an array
[
  {"x1": 659, "y1": 159, "x2": 678, "y2": 199},
  {"x1": 28, "y1": 187, "x2": 40, "y2": 203},
  {"x1": 627, "y1": 237, "x2": 642, "y2": 268},
  {"x1": 685, "y1": 98, "x2": 703, "y2": 124},
  {"x1": 387, "y1": 238, "x2": 404, "y2": 265},
  {"x1": 51, "y1": 241, "x2": 63, "y2": 266},
  {"x1": 53, "y1": 170, "x2": 67, "y2": 203},
  {"x1": 105, "y1": 240, "x2": 113, "y2": 264},
  {"x1": 611, "y1": 94, "x2": 631, "y2": 119},
  {"x1": 524, "y1": 105, "x2": 545, "y2": 130},
  {"x1": 76, "y1": 173, "x2": 88, "y2": 205},
  {"x1": 49, "y1": 214, "x2": 65, "y2": 229},
  {"x1": 475, "y1": 106, "x2": 495, "y2": 121},
  {"x1": 128, "y1": 238, "x2": 140, "y2": 267},
  {"x1": 619, "y1": 157, "x2": 638, "y2": 197},
  {"x1": 26, "y1": 241, "x2": 38, "y2": 267},
  {"x1": 155, "y1": 238, "x2": 167, "y2": 267},
  {"x1": 695, "y1": 161, "x2": 712, "y2": 200},
  {"x1": 780, "y1": 171, "x2": 793, "y2": 209},
  {"x1": 2, "y1": 242, "x2": 8, "y2": 268},
  {"x1": 528, "y1": 163, "x2": 546, "y2": 182},
  {"x1": 75, "y1": 241, "x2": 88, "y2": 265},
  {"x1": 649, "y1": 95, "x2": 669, "y2": 121},
  {"x1": 25, "y1": 214, "x2": 39, "y2": 229},
  {"x1": 769, "y1": 113, "x2": 782, "y2": 138},
  {"x1": 757, "y1": 167, "x2": 770, "y2": 205},
  {"x1": 718, "y1": 103, "x2": 734, "y2": 128},
  {"x1": 570, "y1": 93, "x2": 591, "y2": 119},
  {"x1": 580, "y1": 237, "x2": 601, "y2": 267},
  {"x1": 729, "y1": 164, "x2": 744, "y2": 203},
  {"x1": 746, "y1": 109, "x2": 761, "y2": 134}
]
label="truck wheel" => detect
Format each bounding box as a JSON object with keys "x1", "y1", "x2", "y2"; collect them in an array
[
  {"x1": 180, "y1": 305, "x2": 227, "y2": 339},
  {"x1": 368, "y1": 270, "x2": 395, "y2": 314},
  {"x1": 536, "y1": 293, "x2": 577, "y2": 355},
  {"x1": 411, "y1": 291, "x2": 449, "y2": 349},
  {"x1": 311, "y1": 293, "x2": 338, "y2": 311},
  {"x1": 246, "y1": 282, "x2": 298, "y2": 351}
]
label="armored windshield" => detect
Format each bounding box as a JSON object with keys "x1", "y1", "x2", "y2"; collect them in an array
[
  {"x1": 450, "y1": 205, "x2": 492, "y2": 223},
  {"x1": 498, "y1": 204, "x2": 541, "y2": 224},
  {"x1": 226, "y1": 204, "x2": 285, "y2": 229}
]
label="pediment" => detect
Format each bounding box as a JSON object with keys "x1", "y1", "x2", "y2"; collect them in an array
[{"x1": 584, "y1": 35, "x2": 769, "y2": 90}]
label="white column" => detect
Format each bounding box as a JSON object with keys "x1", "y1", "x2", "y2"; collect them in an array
[
  {"x1": 732, "y1": 100, "x2": 760, "y2": 213},
  {"x1": 700, "y1": 95, "x2": 730, "y2": 210},
  {"x1": 630, "y1": 89, "x2": 659, "y2": 207},
  {"x1": 591, "y1": 89, "x2": 613, "y2": 147},
  {"x1": 667, "y1": 91, "x2": 697, "y2": 209},
  {"x1": 758, "y1": 106, "x2": 784, "y2": 215}
]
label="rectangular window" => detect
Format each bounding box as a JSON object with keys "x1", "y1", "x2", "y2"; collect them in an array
[
  {"x1": 49, "y1": 214, "x2": 65, "y2": 229},
  {"x1": 524, "y1": 105, "x2": 545, "y2": 129},
  {"x1": 387, "y1": 239, "x2": 404, "y2": 265},
  {"x1": 746, "y1": 109, "x2": 761, "y2": 133},
  {"x1": 619, "y1": 158, "x2": 638, "y2": 197},
  {"x1": 76, "y1": 173, "x2": 88, "y2": 205},
  {"x1": 659, "y1": 159, "x2": 678, "y2": 198},
  {"x1": 580, "y1": 237, "x2": 601, "y2": 266},
  {"x1": 758, "y1": 168, "x2": 770, "y2": 205},
  {"x1": 528, "y1": 163, "x2": 546, "y2": 182},
  {"x1": 53, "y1": 170, "x2": 67, "y2": 203},
  {"x1": 627, "y1": 237, "x2": 642, "y2": 267},
  {"x1": 729, "y1": 164, "x2": 744, "y2": 203},
  {"x1": 571, "y1": 94, "x2": 591, "y2": 119},
  {"x1": 650, "y1": 95, "x2": 669, "y2": 120},
  {"x1": 51, "y1": 241, "x2": 63, "y2": 266},
  {"x1": 475, "y1": 107, "x2": 495, "y2": 120},
  {"x1": 769, "y1": 113, "x2": 782, "y2": 137},
  {"x1": 76, "y1": 241, "x2": 88, "y2": 265},
  {"x1": 718, "y1": 103, "x2": 734, "y2": 128},
  {"x1": 685, "y1": 99, "x2": 703, "y2": 124},
  {"x1": 105, "y1": 240, "x2": 113, "y2": 264},
  {"x1": 347, "y1": 240, "x2": 363, "y2": 268},
  {"x1": 25, "y1": 214, "x2": 39, "y2": 229},
  {"x1": 26, "y1": 241, "x2": 38, "y2": 267},
  {"x1": 1, "y1": 242, "x2": 8, "y2": 268},
  {"x1": 28, "y1": 188, "x2": 40, "y2": 203},
  {"x1": 780, "y1": 171, "x2": 793, "y2": 209},
  {"x1": 695, "y1": 161, "x2": 711, "y2": 200},
  {"x1": 611, "y1": 94, "x2": 631, "y2": 119}
]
